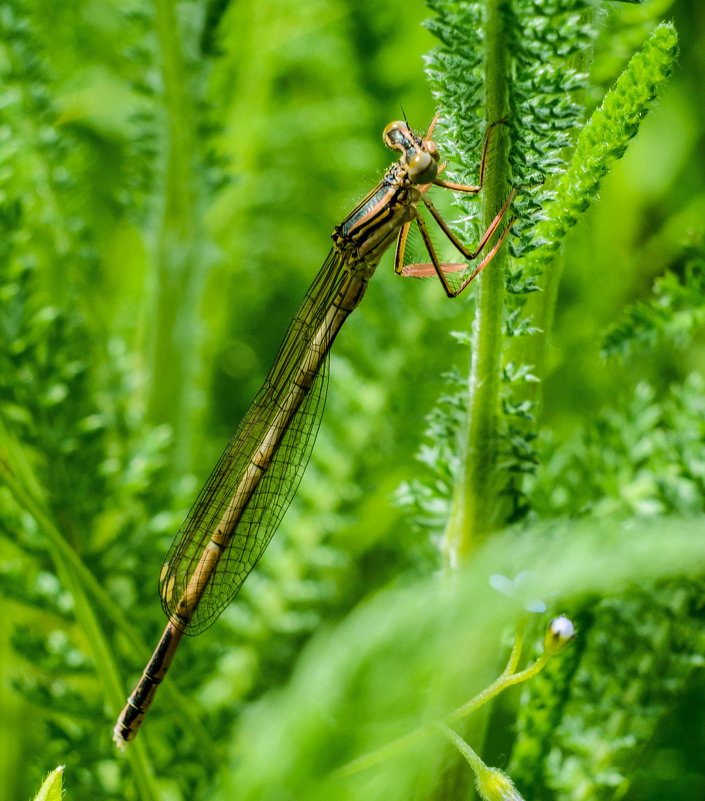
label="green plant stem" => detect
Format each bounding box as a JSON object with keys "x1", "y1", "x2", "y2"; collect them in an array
[
  {"x1": 437, "y1": 723, "x2": 523, "y2": 801},
  {"x1": 435, "y1": 723, "x2": 485, "y2": 776},
  {"x1": 443, "y1": 0, "x2": 511, "y2": 565},
  {"x1": 56, "y1": 557, "x2": 161, "y2": 801},
  {"x1": 436, "y1": 7, "x2": 513, "y2": 797},
  {"x1": 0, "y1": 464, "x2": 164, "y2": 799},
  {"x1": 447, "y1": 652, "x2": 550, "y2": 725},
  {"x1": 147, "y1": 0, "x2": 204, "y2": 472}
]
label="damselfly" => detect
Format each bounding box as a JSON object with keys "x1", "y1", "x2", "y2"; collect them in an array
[{"x1": 114, "y1": 115, "x2": 515, "y2": 747}]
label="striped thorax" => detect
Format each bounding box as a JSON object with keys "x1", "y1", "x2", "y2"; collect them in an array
[{"x1": 332, "y1": 120, "x2": 440, "y2": 271}]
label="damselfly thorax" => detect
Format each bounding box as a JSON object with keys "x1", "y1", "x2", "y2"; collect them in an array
[{"x1": 332, "y1": 121, "x2": 441, "y2": 271}]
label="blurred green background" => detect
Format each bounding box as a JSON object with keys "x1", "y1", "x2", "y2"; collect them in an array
[{"x1": 0, "y1": 1, "x2": 703, "y2": 800}]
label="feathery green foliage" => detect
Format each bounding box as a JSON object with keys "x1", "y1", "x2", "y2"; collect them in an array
[
  {"x1": 510, "y1": 584, "x2": 705, "y2": 798},
  {"x1": 501, "y1": 21, "x2": 679, "y2": 504},
  {"x1": 602, "y1": 241, "x2": 705, "y2": 358},
  {"x1": 0, "y1": 1, "x2": 702, "y2": 801},
  {"x1": 406, "y1": 17, "x2": 679, "y2": 532},
  {"x1": 533, "y1": 374, "x2": 705, "y2": 518},
  {"x1": 397, "y1": 8, "x2": 696, "y2": 801}
]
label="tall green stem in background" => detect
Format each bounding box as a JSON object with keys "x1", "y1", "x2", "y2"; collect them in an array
[
  {"x1": 0, "y1": 424, "x2": 161, "y2": 801},
  {"x1": 147, "y1": 0, "x2": 206, "y2": 472}
]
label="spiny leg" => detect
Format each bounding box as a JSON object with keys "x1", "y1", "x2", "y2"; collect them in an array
[
  {"x1": 423, "y1": 187, "x2": 517, "y2": 260},
  {"x1": 399, "y1": 118, "x2": 516, "y2": 295},
  {"x1": 432, "y1": 119, "x2": 507, "y2": 194},
  {"x1": 426, "y1": 110, "x2": 441, "y2": 139},
  {"x1": 449, "y1": 217, "x2": 516, "y2": 296},
  {"x1": 414, "y1": 214, "x2": 457, "y2": 298},
  {"x1": 408, "y1": 211, "x2": 516, "y2": 298},
  {"x1": 400, "y1": 188, "x2": 516, "y2": 289}
]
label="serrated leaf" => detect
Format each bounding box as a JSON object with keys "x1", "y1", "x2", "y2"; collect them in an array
[{"x1": 32, "y1": 766, "x2": 64, "y2": 801}]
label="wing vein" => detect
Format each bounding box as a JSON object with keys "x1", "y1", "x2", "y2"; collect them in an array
[{"x1": 161, "y1": 250, "x2": 351, "y2": 634}]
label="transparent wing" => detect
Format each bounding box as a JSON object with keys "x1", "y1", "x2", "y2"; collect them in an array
[{"x1": 160, "y1": 250, "x2": 350, "y2": 634}]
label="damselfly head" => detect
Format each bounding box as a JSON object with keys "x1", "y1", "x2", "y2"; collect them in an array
[{"x1": 383, "y1": 120, "x2": 440, "y2": 185}]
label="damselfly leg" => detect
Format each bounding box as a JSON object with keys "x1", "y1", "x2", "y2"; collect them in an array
[
  {"x1": 394, "y1": 119, "x2": 516, "y2": 297},
  {"x1": 405, "y1": 189, "x2": 517, "y2": 296}
]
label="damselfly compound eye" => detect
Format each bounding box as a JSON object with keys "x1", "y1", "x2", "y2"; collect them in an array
[{"x1": 383, "y1": 120, "x2": 410, "y2": 151}]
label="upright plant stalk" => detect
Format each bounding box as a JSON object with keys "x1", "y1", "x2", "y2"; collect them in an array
[
  {"x1": 147, "y1": 0, "x2": 205, "y2": 472},
  {"x1": 443, "y1": 0, "x2": 511, "y2": 565},
  {"x1": 425, "y1": 4, "x2": 513, "y2": 799}
]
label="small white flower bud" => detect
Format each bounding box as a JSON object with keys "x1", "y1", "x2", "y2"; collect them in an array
[{"x1": 544, "y1": 615, "x2": 576, "y2": 655}]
